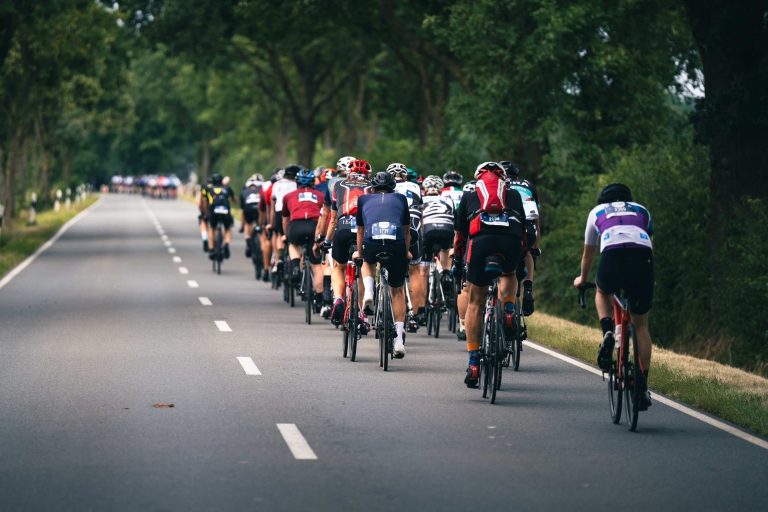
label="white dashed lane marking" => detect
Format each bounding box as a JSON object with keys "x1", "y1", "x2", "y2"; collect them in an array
[
  {"x1": 161, "y1": 234, "x2": 168, "y2": 241},
  {"x1": 198, "y1": 297, "x2": 212, "y2": 306},
  {"x1": 236, "y1": 357, "x2": 262, "y2": 375},
  {"x1": 168, "y1": 248, "x2": 176, "y2": 254},
  {"x1": 173, "y1": 256, "x2": 182, "y2": 263},
  {"x1": 187, "y1": 280, "x2": 199, "y2": 288},
  {"x1": 178, "y1": 267, "x2": 189, "y2": 275},
  {"x1": 164, "y1": 241, "x2": 172, "y2": 247},
  {"x1": 215, "y1": 320, "x2": 232, "y2": 332},
  {"x1": 277, "y1": 424, "x2": 317, "y2": 460}
]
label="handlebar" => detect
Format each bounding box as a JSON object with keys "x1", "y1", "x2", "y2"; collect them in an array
[{"x1": 577, "y1": 282, "x2": 596, "y2": 309}]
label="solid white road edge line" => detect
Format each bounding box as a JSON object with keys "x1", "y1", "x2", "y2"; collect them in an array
[
  {"x1": 215, "y1": 320, "x2": 232, "y2": 332},
  {"x1": 178, "y1": 267, "x2": 189, "y2": 275},
  {"x1": 276, "y1": 424, "x2": 317, "y2": 460},
  {"x1": 187, "y1": 280, "x2": 199, "y2": 288},
  {"x1": 236, "y1": 357, "x2": 262, "y2": 375},
  {"x1": 523, "y1": 339, "x2": 768, "y2": 451},
  {"x1": 0, "y1": 199, "x2": 101, "y2": 292},
  {"x1": 198, "y1": 296, "x2": 212, "y2": 306}
]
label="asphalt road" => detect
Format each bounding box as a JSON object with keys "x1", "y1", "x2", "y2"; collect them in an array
[{"x1": 0, "y1": 194, "x2": 766, "y2": 511}]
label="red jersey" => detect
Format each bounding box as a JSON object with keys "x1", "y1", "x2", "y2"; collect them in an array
[
  {"x1": 281, "y1": 187, "x2": 323, "y2": 221},
  {"x1": 259, "y1": 181, "x2": 273, "y2": 214}
]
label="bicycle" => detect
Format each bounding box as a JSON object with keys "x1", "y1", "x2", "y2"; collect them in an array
[
  {"x1": 249, "y1": 226, "x2": 264, "y2": 280},
  {"x1": 297, "y1": 242, "x2": 317, "y2": 324},
  {"x1": 478, "y1": 256, "x2": 507, "y2": 404},
  {"x1": 282, "y1": 250, "x2": 294, "y2": 307},
  {"x1": 372, "y1": 253, "x2": 396, "y2": 371},
  {"x1": 340, "y1": 244, "x2": 363, "y2": 361},
  {"x1": 210, "y1": 221, "x2": 224, "y2": 275},
  {"x1": 578, "y1": 282, "x2": 643, "y2": 431},
  {"x1": 425, "y1": 246, "x2": 446, "y2": 338}
]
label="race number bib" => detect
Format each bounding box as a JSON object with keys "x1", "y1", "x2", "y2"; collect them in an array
[
  {"x1": 523, "y1": 199, "x2": 539, "y2": 220},
  {"x1": 372, "y1": 221, "x2": 397, "y2": 240},
  {"x1": 605, "y1": 203, "x2": 636, "y2": 218},
  {"x1": 245, "y1": 194, "x2": 260, "y2": 205},
  {"x1": 214, "y1": 206, "x2": 230, "y2": 215},
  {"x1": 349, "y1": 216, "x2": 358, "y2": 233},
  {"x1": 299, "y1": 191, "x2": 316, "y2": 202},
  {"x1": 479, "y1": 212, "x2": 509, "y2": 227}
]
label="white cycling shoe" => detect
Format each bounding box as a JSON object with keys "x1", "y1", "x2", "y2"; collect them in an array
[
  {"x1": 393, "y1": 340, "x2": 406, "y2": 359},
  {"x1": 362, "y1": 292, "x2": 375, "y2": 315}
]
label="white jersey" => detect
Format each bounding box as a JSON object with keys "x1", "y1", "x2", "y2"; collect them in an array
[
  {"x1": 395, "y1": 181, "x2": 421, "y2": 208},
  {"x1": 422, "y1": 195, "x2": 454, "y2": 227},
  {"x1": 440, "y1": 186, "x2": 463, "y2": 210},
  {"x1": 271, "y1": 179, "x2": 297, "y2": 212}
]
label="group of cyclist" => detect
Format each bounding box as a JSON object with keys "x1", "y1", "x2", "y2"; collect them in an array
[{"x1": 196, "y1": 156, "x2": 654, "y2": 411}]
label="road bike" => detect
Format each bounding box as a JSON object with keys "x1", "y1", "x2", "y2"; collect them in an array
[
  {"x1": 478, "y1": 256, "x2": 507, "y2": 404},
  {"x1": 297, "y1": 242, "x2": 320, "y2": 325},
  {"x1": 372, "y1": 253, "x2": 396, "y2": 371},
  {"x1": 341, "y1": 244, "x2": 363, "y2": 361},
  {"x1": 425, "y1": 246, "x2": 447, "y2": 338},
  {"x1": 249, "y1": 226, "x2": 264, "y2": 280},
  {"x1": 210, "y1": 221, "x2": 224, "y2": 275},
  {"x1": 578, "y1": 282, "x2": 643, "y2": 431},
  {"x1": 503, "y1": 268, "x2": 527, "y2": 372}
]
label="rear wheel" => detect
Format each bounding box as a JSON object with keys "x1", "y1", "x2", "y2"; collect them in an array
[
  {"x1": 624, "y1": 324, "x2": 641, "y2": 431},
  {"x1": 304, "y1": 260, "x2": 312, "y2": 324},
  {"x1": 350, "y1": 279, "x2": 359, "y2": 362},
  {"x1": 381, "y1": 281, "x2": 390, "y2": 372},
  {"x1": 512, "y1": 306, "x2": 523, "y2": 371},
  {"x1": 481, "y1": 311, "x2": 492, "y2": 399},
  {"x1": 609, "y1": 329, "x2": 624, "y2": 424}
]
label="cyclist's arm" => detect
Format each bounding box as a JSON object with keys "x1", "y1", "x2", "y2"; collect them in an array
[
  {"x1": 282, "y1": 208, "x2": 290, "y2": 237},
  {"x1": 316, "y1": 206, "x2": 328, "y2": 239},
  {"x1": 577, "y1": 244, "x2": 597, "y2": 283},
  {"x1": 325, "y1": 210, "x2": 338, "y2": 242}
]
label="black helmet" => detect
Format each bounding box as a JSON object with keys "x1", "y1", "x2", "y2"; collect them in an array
[
  {"x1": 598, "y1": 183, "x2": 633, "y2": 204},
  {"x1": 371, "y1": 171, "x2": 396, "y2": 192},
  {"x1": 442, "y1": 170, "x2": 463, "y2": 186},
  {"x1": 499, "y1": 161, "x2": 520, "y2": 178},
  {"x1": 211, "y1": 173, "x2": 223, "y2": 185},
  {"x1": 283, "y1": 164, "x2": 303, "y2": 179}
]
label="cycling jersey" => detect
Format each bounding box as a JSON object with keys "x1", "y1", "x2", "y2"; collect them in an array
[
  {"x1": 241, "y1": 186, "x2": 261, "y2": 212},
  {"x1": 325, "y1": 176, "x2": 345, "y2": 207},
  {"x1": 422, "y1": 195, "x2": 455, "y2": 229},
  {"x1": 332, "y1": 176, "x2": 370, "y2": 230},
  {"x1": 395, "y1": 181, "x2": 422, "y2": 232},
  {"x1": 356, "y1": 193, "x2": 410, "y2": 244},
  {"x1": 271, "y1": 179, "x2": 297, "y2": 213},
  {"x1": 440, "y1": 186, "x2": 463, "y2": 210},
  {"x1": 259, "y1": 181, "x2": 273, "y2": 215},
  {"x1": 282, "y1": 187, "x2": 323, "y2": 221},
  {"x1": 584, "y1": 202, "x2": 653, "y2": 253},
  {"x1": 207, "y1": 186, "x2": 233, "y2": 216},
  {"x1": 508, "y1": 178, "x2": 539, "y2": 220}
]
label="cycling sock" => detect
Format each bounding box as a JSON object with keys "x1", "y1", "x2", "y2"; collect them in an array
[
  {"x1": 395, "y1": 322, "x2": 404, "y2": 341},
  {"x1": 501, "y1": 293, "x2": 515, "y2": 306},
  {"x1": 201, "y1": 232, "x2": 208, "y2": 241},
  {"x1": 600, "y1": 317, "x2": 615, "y2": 335},
  {"x1": 467, "y1": 340, "x2": 479, "y2": 352},
  {"x1": 468, "y1": 350, "x2": 479, "y2": 365},
  {"x1": 458, "y1": 318, "x2": 465, "y2": 332},
  {"x1": 363, "y1": 276, "x2": 375, "y2": 297}
]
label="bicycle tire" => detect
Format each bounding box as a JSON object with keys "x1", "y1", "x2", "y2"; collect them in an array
[
  {"x1": 350, "y1": 277, "x2": 359, "y2": 362},
  {"x1": 608, "y1": 329, "x2": 624, "y2": 424},
  {"x1": 304, "y1": 260, "x2": 312, "y2": 324},
  {"x1": 215, "y1": 228, "x2": 223, "y2": 275},
  {"x1": 491, "y1": 302, "x2": 504, "y2": 403},
  {"x1": 512, "y1": 303, "x2": 522, "y2": 371},
  {"x1": 624, "y1": 324, "x2": 641, "y2": 431},
  {"x1": 382, "y1": 279, "x2": 390, "y2": 372},
  {"x1": 434, "y1": 308, "x2": 441, "y2": 339},
  {"x1": 481, "y1": 309, "x2": 492, "y2": 399}
]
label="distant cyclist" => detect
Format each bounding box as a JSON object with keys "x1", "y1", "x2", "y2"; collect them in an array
[
  {"x1": 573, "y1": 183, "x2": 654, "y2": 410},
  {"x1": 440, "y1": 170, "x2": 464, "y2": 210},
  {"x1": 269, "y1": 165, "x2": 299, "y2": 274},
  {"x1": 355, "y1": 171, "x2": 411, "y2": 358},
  {"x1": 453, "y1": 162, "x2": 524, "y2": 387},
  {"x1": 454, "y1": 178, "x2": 477, "y2": 342},
  {"x1": 501, "y1": 161, "x2": 540, "y2": 316},
  {"x1": 240, "y1": 174, "x2": 264, "y2": 258},
  {"x1": 206, "y1": 173, "x2": 236, "y2": 259},
  {"x1": 421, "y1": 175, "x2": 455, "y2": 273},
  {"x1": 197, "y1": 177, "x2": 213, "y2": 252}
]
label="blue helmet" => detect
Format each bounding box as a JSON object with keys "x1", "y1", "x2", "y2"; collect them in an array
[{"x1": 296, "y1": 169, "x2": 315, "y2": 188}]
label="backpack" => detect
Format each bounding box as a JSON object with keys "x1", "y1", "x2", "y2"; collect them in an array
[
  {"x1": 210, "y1": 187, "x2": 230, "y2": 215},
  {"x1": 469, "y1": 172, "x2": 510, "y2": 236},
  {"x1": 338, "y1": 181, "x2": 367, "y2": 217}
]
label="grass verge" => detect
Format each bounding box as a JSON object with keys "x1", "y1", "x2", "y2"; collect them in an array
[
  {"x1": 0, "y1": 197, "x2": 98, "y2": 279},
  {"x1": 528, "y1": 313, "x2": 768, "y2": 438}
]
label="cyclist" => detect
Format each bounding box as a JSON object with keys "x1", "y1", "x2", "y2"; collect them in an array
[
  {"x1": 354, "y1": 171, "x2": 411, "y2": 358},
  {"x1": 324, "y1": 159, "x2": 371, "y2": 325},
  {"x1": 282, "y1": 169, "x2": 324, "y2": 301},
  {"x1": 269, "y1": 165, "x2": 299, "y2": 275},
  {"x1": 258, "y1": 171, "x2": 278, "y2": 282},
  {"x1": 388, "y1": 163, "x2": 426, "y2": 331},
  {"x1": 441, "y1": 170, "x2": 464, "y2": 210},
  {"x1": 573, "y1": 183, "x2": 654, "y2": 410},
  {"x1": 197, "y1": 177, "x2": 213, "y2": 252},
  {"x1": 501, "y1": 161, "x2": 541, "y2": 316},
  {"x1": 240, "y1": 174, "x2": 264, "y2": 258},
  {"x1": 453, "y1": 162, "x2": 524, "y2": 387},
  {"x1": 454, "y1": 178, "x2": 477, "y2": 341},
  {"x1": 421, "y1": 175, "x2": 455, "y2": 273},
  {"x1": 206, "y1": 173, "x2": 237, "y2": 259}
]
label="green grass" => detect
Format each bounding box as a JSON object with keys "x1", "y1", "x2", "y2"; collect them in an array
[
  {"x1": 528, "y1": 313, "x2": 768, "y2": 438},
  {"x1": 0, "y1": 197, "x2": 98, "y2": 278}
]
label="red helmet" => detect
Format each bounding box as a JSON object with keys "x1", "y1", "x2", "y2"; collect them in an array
[{"x1": 349, "y1": 159, "x2": 372, "y2": 176}]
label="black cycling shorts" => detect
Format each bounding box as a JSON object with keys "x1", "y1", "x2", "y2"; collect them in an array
[
  {"x1": 288, "y1": 219, "x2": 322, "y2": 264},
  {"x1": 273, "y1": 212, "x2": 285, "y2": 236},
  {"x1": 209, "y1": 213, "x2": 233, "y2": 230},
  {"x1": 423, "y1": 227, "x2": 453, "y2": 261},
  {"x1": 465, "y1": 234, "x2": 523, "y2": 287},
  {"x1": 362, "y1": 240, "x2": 408, "y2": 288},
  {"x1": 332, "y1": 227, "x2": 357, "y2": 264},
  {"x1": 597, "y1": 247, "x2": 654, "y2": 315},
  {"x1": 409, "y1": 228, "x2": 422, "y2": 265},
  {"x1": 243, "y1": 209, "x2": 259, "y2": 224}
]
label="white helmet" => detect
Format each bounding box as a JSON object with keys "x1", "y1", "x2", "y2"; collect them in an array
[
  {"x1": 462, "y1": 180, "x2": 477, "y2": 193},
  {"x1": 473, "y1": 161, "x2": 505, "y2": 179},
  {"x1": 222, "y1": 176, "x2": 231, "y2": 186},
  {"x1": 336, "y1": 156, "x2": 356, "y2": 176},
  {"x1": 386, "y1": 162, "x2": 408, "y2": 181},
  {"x1": 422, "y1": 175, "x2": 444, "y2": 195}
]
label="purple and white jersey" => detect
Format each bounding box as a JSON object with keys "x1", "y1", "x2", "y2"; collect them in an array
[{"x1": 584, "y1": 201, "x2": 653, "y2": 253}]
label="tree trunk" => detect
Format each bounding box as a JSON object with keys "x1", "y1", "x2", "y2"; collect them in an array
[
  {"x1": 62, "y1": 146, "x2": 72, "y2": 187},
  {"x1": 3, "y1": 130, "x2": 22, "y2": 218},
  {"x1": 274, "y1": 117, "x2": 290, "y2": 166},
  {"x1": 296, "y1": 117, "x2": 316, "y2": 168},
  {"x1": 200, "y1": 138, "x2": 211, "y2": 180}
]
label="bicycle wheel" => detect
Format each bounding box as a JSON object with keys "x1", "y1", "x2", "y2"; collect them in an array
[
  {"x1": 624, "y1": 324, "x2": 641, "y2": 431},
  {"x1": 304, "y1": 261, "x2": 312, "y2": 324},
  {"x1": 434, "y1": 307, "x2": 442, "y2": 339},
  {"x1": 512, "y1": 304, "x2": 523, "y2": 371},
  {"x1": 481, "y1": 310, "x2": 492, "y2": 399},
  {"x1": 491, "y1": 303, "x2": 504, "y2": 403},
  {"x1": 215, "y1": 228, "x2": 223, "y2": 275},
  {"x1": 608, "y1": 331, "x2": 624, "y2": 424},
  {"x1": 350, "y1": 277, "x2": 359, "y2": 362},
  {"x1": 381, "y1": 280, "x2": 390, "y2": 372}
]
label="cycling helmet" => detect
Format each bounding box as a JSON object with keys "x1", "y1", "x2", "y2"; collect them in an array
[
  {"x1": 336, "y1": 156, "x2": 356, "y2": 176},
  {"x1": 349, "y1": 159, "x2": 372, "y2": 176},
  {"x1": 597, "y1": 183, "x2": 633, "y2": 204},
  {"x1": 499, "y1": 161, "x2": 520, "y2": 178},
  {"x1": 296, "y1": 169, "x2": 315, "y2": 188},
  {"x1": 386, "y1": 162, "x2": 408, "y2": 181},
  {"x1": 407, "y1": 168, "x2": 419, "y2": 183},
  {"x1": 324, "y1": 167, "x2": 336, "y2": 180},
  {"x1": 283, "y1": 164, "x2": 302, "y2": 179},
  {"x1": 474, "y1": 161, "x2": 505, "y2": 179},
  {"x1": 245, "y1": 177, "x2": 258, "y2": 188},
  {"x1": 442, "y1": 171, "x2": 463, "y2": 186},
  {"x1": 211, "y1": 173, "x2": 223, "y2": 185},
  {"x1": 462, "y1": 180, "x2": 477, "y2": 193},
  {"x1": 275, "y1": 169, "x2": 285, "y2": 181},
  {"x1": 422, "y1": 175, "x2": 444, "y2": 195},
  {"x1": 250, "y1": 173, "x2": 265, "y2": 182},
  {"x1": 370, "y1": 171, "x2": 396, "y2": 192}
]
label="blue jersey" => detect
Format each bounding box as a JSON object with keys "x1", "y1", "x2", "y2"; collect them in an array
[{"x1": 356, "y1": 192, "x2": 410, "y2": 243}]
